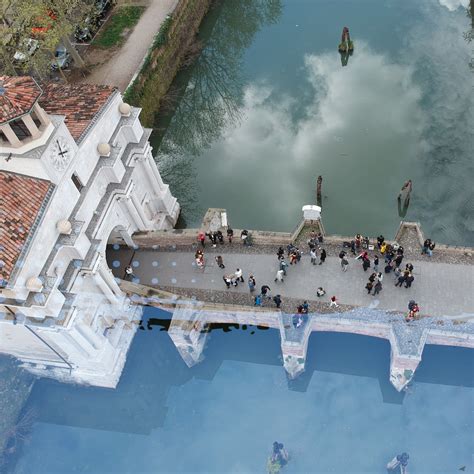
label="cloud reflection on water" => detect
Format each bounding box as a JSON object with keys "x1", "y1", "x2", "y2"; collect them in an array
[
  {"x1": 438, "y1": 0, "x2": 469, "y2": 11},
  {"x1": 199, "y1": 43, "x2": 426, "y2": 233}
]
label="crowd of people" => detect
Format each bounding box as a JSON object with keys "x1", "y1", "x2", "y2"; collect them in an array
[{"x1": 193, "y1": 228, "x2": 433, "y2": 322}]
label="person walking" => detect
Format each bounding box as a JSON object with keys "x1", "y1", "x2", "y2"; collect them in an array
[
  {"x1": 310, "y1": 248, "x2": 318, "y2": 265},
  {"x1": 273, "y1": 294, "x2": 282, "y2": 309},
  {"x1": 223, "y1": 275, "x2": 232, "y2": 289},
  {"x1": 404, "y1": 272, "x2": 414, "y2": 288},
  {"x1": 339, "y1": 250, "x2": 349, "y2": 271},
  {"x1": 227, "y1": 227, "x2": 234, "y2": 244},
  {"x1": 125, "y1": 265, "x2": 134, "y2": 280},
  {"x1": 373, "y1": 280, "x2": 383, "y2": 296},
  {"x1": 394, "y1": 253, "x2": 403, "y2": 268},
  {"x1": 319, "y1": 248, "x2": 327, "y2": 265},
  {"x1": 248, "y1": 275, "x2": 256, "y2": 292},
  {"x1": 275, "y1": 269, "x2": 285, "y2": 283},
  {"x1": 254, "y1": 294, "x2": 262, "y2": 306},
  {"x1": 279, "y1": 259, "x2": 289, "y2": 276},
  {"x1": 330, "y1": 296, "x2": 339, "y2": 308},
  {"x1": 362, "y1": 257, "x2": 371, "y2": 272},
  {"x1": 365, "y1": 281, "x2": 373, "y2": 294},
  {"x1": 198, "y1": 231, "x2": 206, "y2": 247},
  {"x1": 395, "y1": 272, "x2": 407, "y2": 287},
  {"x1": 215, "y1": 255, "x2": 225, "y2": 269},
  {"x1": 373, "y1": 255, "x2": 379, "y2": 272},
  {"x1": 277, "y1": 247, "x2": 285, "y2": 260},
  {"x1": 261, "y1": 285, "x2": 272, "y2": 300},
  {"x1": 234, "y1": 268, "x2": 244, "y2": 283}
]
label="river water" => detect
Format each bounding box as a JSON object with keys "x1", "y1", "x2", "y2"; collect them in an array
[
  {"x1": 152, "y1": 0, "x2": 474, "y2": 245},
  {"x1": 8, "y1": 308, "x2": 474, "y2": 473}
]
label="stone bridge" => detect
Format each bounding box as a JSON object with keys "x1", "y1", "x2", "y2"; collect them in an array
[{"x1": 108, "y1": 209, "x2": 474, "y2": 391}]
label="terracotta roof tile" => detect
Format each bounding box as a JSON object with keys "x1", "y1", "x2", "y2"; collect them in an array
[
  {"x1": 39, "y1": 83, "x2": 117, "y2": 142},
  {"x1": 0, "y1": 171, "x2": 53, "y2": 286},
  {"x1": 0, "y1": 76, "x2": 42, "y2": 125}
]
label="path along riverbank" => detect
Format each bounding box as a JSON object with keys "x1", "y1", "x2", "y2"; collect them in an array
[{"x1": 82, "y1": 0, "x2": 179, "y2": 91}]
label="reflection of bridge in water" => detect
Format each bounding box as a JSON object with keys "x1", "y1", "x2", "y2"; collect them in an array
[{"x1": 108, "y1": 209, "x2": 474, "y2": 391}]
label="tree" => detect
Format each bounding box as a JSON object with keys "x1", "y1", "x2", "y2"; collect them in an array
[{"x1": 0, "y1": 0, "x2": 94, "y2": 76}]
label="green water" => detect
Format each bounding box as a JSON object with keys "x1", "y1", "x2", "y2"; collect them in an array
[{"x1": 151, "y1": 0, "x2": 474, "y2": 245}]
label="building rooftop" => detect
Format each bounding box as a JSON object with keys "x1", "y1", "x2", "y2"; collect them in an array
[
  {"x1": 39, "y1": 83, "x2": 117, "y2": 142},
  {"x1": 0, "y1": 76, "x2": 42, "y2": 125},
  {"x1": 0, "y1": 171, "x2": 54, "y2": 287}
]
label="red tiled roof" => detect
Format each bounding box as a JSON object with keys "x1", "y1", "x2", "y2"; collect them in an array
[
  {"x1": 39, "y1": 83, "x2": 117, "y2": 142},
  {"x1": 0, "y1": 171, "x2": 53, "y2": 285},
  {"x1": 0, "y1": 76, "x2": 42, "y2": 125}
]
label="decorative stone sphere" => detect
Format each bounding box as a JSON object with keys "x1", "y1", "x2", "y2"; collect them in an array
[
  {"x1": 26, "y1": 277, "x2": 43, "y2": 292},
  {"x1": 56, "y1": 219, "x2": 72, "y2": 235},
  {"x1": 119, "y1": 102, "x2": 131, "y2": 117},
  {"x1": 97, "y1": 142, "x2": 111, "y2": 157}
]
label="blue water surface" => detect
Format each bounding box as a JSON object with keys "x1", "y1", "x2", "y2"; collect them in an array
[{"x1": 11, "y1": 307, "x2": 473, "y2": 473}]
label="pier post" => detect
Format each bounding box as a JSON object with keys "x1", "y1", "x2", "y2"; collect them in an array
[
  {"x1": 389, "y1": 324, "x2": 427, "y2": 391},
  {"x1": 316, "y1": 176, "x2": 322, "y2": 207},
  {"x1": 168, "y1": 305, "x2": 208, "y2": 367}
]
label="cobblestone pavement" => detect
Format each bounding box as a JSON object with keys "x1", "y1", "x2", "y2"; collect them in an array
[
  {"x1": 83, "y1": 0, "x2": 179, "y2": 91},
  {"x1": 108, "y1": 245, "x2": 474, "y2": 318}
]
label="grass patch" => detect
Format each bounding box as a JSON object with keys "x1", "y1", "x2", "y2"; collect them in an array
[{"x1": 93, "y1": 6, "x2": 145, "y2": 48}]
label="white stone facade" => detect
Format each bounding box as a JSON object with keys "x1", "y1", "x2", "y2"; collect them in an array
[{"x1": 0, "y1": 89, "x2": 179, "y2": 387}]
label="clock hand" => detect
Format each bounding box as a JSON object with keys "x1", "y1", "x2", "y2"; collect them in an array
[{"x1": 56, "y1": 140, "x2": 67, "y2": 157}]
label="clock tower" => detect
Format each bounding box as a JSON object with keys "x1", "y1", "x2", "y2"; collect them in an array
[{"x1": 0, "y1": 76, "x2": 53, "y2": 154}]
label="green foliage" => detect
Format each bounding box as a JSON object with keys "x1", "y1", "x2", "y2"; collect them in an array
[
  {"x1": 1, "y1": 0, "x2": 93, "y2": 75},
  {"x1": 123, "y1": 13, "x2": 174, "y2": 104},
  {"x1": 93, "y1": 6, "x2": 144, "y2": 48}
]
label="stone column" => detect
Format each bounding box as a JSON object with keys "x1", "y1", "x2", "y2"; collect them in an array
[
  {"x1": 168, "y1": 305, "x2": 208, "y2": 367},
  {"x1": 130, "y1": 191, "x2": 149, "y2": 227},
  {"x1": 98, "y1": 260, "x2": 123, "y2": 297},
  {"x1": 1, "y1": 123, "x2": 22, "y2": 147},
  {"x1": 120, "y1": 196, "x2": 145, "y2": 229},
  {"x1": 118, "y1": 228, "x2": 136, "y2": 248},
  {"x1": 93, "y1": 270, "x2": 119, "y2": 305},
  {"x1": 21, "y1": 114, "x2": 41, "y2": 138}
]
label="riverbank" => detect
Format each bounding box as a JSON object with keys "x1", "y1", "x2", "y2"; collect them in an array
[
  {"x1": 80, "y1": 0, "x2": 179, "y2": 91},
  {"x1": 123, "y1": 0, "x2": 213, "y2": 126}
]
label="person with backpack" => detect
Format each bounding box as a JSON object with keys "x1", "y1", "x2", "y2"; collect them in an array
[
  {"x1": 279, "y1": 259, "x2": 289, "y2": 275},
  {"x1": 215, "y1": 255, "x2": 225, "y2": 269},
  {"x1": 248, "y1": 275, "x2": 256, "y2": 292}
]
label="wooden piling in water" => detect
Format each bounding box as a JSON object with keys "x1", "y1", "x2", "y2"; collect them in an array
[{"x1": 316, "y1": 175, "x2": 322, "y2": 207}]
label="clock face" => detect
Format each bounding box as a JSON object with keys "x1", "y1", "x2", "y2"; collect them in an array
[{"x1": 50, "y1": 137, "x2": 71, "y2": 171}]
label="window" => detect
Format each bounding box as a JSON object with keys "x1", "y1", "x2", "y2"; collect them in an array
[
  {"x1": 9, "y1": 118, "x2": 31, "y2": 140},
  {"x1": 71, "y1": 173, "x2": 84, "y2": 192}
]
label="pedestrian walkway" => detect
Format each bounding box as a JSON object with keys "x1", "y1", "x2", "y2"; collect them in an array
[
  {"x1": 109, "y1": 249, "x2": 474, "y2": 318},
  {"x1": 83, "y1": 0, "x2": 179, "y2": 91}
]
